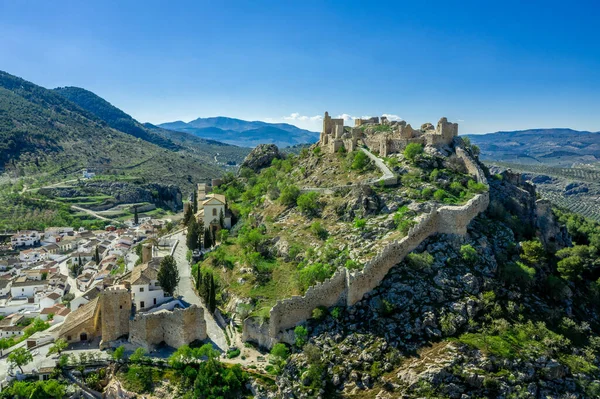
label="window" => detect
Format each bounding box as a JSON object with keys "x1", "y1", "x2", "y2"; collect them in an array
[
  {"x1": 139, "y1": 287, "x2": 144, "y2": 292},
  {"x1": 212, "y1": 208, "x2": 217, "y2": 216},
  {"x1": 140, "y1": 301, "x2": 145, "y2": 308},
  {"x1": 153, "y1": 298, "x2": 156, "y2": 305},
  {"x1": 67, "y1": 335, "x2": 71, "y2": 341},
  {"x1": 119, "y1": 305, "x2": 122, "y2": 309}
]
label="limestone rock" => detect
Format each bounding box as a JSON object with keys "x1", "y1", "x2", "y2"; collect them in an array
[{"x1": 239, "y1": 144, "x2": 283, "y2": 173}]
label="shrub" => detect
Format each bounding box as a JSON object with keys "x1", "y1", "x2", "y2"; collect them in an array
[
  {"x1": 312, "y1": 146, "x2": 321, "y2": 155},
  {"x1": 351, "y1": 151, "x2": 369, "y2": 170},
  {"x1": 297, "y1": 192, "x2": 320, "y2": 216},
  {"x1": 460, "y1": 244, "x2": 478, "y2": 264},
  {"x1": 520, "y1": 240, "x2": 545, "y2": 266},
  {"x1": 406, "y1": 252, "x2": 434, "y2": 270},
  {"x1": 354, "y1": 218, "x2": 366, "y2": 229},
  {"x1": 310, "y1": 221, "x2": 328, "y2": 240},
  {"x1": 500, "y1": 261, "x2": 536, "y2": 288},
  {"x1": 227, "y1": 348, "x2": 241, "y2": 358},
  {"x1": 467, "y1": 179, "x2": 487, "y2": 193},
  {"x1": 271, "y1": 343, "x2": 290, "y2": 360},
  {"x1": 433, "y1": 189, "x2": 448, "y2": 201},
  {"x1": 404, "y1": 143, "x2": 423, "y2": 161},
  {"x1": 421, "y1": 187, "x2": 434, "y2": 199},
  {"x1": 311, "y1": 307, "x2": 327, "y2": 321},
  {"x1": 280, "y1": 185, "x2": 300, "y2": 207}
]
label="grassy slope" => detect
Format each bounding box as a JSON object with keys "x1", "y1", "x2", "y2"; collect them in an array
[{"x1": 0, "y1": 71, "x2": 224, "y2": 193}]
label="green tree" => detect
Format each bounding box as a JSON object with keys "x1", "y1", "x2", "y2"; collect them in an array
[
  {"x1": 94, "y1": 246, "x2": 100, "y2": 264},
  {"x1": 520, "y1": 240, "x2": 546, "y2": 266},
  {"x1": 294, "y1": 325, "x2": 308, "y2": 348},
  {"x1": 219, "y1": 208, "x2": 225, "y2": 229},
  {"x1": 158, "y1": 255, "x2": 179, "y2": 296},
  {"x1": 218, "y1": 229, "x2": 229, "y2": 243},
  {"x1": 8, "y1": 347, "x2": 33, "y2": 373},
  {"x1": 209, "y1": 274, "x2": 216, "y2": 313},
  {"x1": 47, "y1": 338, "x2": 68, "y2": 357},
  {"x1": 404, "y1": 143, "x2": 423, "y2": 161},
  {"x1": 186, "y1": 217, "x2": 200, "y2": 251},
  {"x1": 134, "y1": 205, "x2": 139, "y2": 225},
  {"x1": 271, "y1": 343, "x2": 290, "y2": 360},
  {"x1": 183, "y1": 203, "x2": 194, "y2": 226},
  {"x1": 204, "y1": 228, "x2": 213, "y2": 249}
]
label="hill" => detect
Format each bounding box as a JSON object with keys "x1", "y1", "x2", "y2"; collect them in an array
[
  {"x1": 159, "y1": 116, "x2": 319, "y2": 147},
  {"x1": 0, "y1": 70, "x2": 225, "y2": 193},
  {"x1": 467, "y1": 128, "x2": 600, "y2": 167},
  {"x1": 53, "y1": 86, "x2": 250, "y2": 166}
]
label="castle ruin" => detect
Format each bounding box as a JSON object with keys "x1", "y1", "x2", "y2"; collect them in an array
[{"x1": 318, "y1": 112, "x2": 458, "y2": 157}]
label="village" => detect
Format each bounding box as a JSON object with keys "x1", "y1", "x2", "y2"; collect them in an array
[{"x1": 0, "y1": 180, "x2": 239, "y2": 390}]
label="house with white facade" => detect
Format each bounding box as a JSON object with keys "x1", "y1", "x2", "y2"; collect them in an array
[
  {"x1": 128, "y1": 259, "x2": 170, "y2": 311},
  {"x1": 10, "y1": 278, "x2": 48, "y2": 298},
  {"x1": 196, "y1": 185, "x2": 232, "y2": 231},
  {"x1": 70, "y1": 286, "x2": 102, "y2": 310},
  {"x1": 11, "y1": 231, "x2": 41, "y2": 248},
  {"x1": 19, "y1": 248, "x2": 47, "y2": 263}
]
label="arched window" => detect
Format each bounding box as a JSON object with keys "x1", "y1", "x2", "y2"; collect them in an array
[{"x1": 212, "y1": 208, "x2": 217, "y2": 216}]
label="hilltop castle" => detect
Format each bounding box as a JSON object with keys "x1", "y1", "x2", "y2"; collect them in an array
[{"x1": 318, "y1": 112, "x2": 458, "y2": 156}]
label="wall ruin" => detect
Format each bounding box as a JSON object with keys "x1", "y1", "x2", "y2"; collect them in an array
[
  {"x1": 129, "y1": 305, "x2": 207, "y2": 350},
  {"x1": 99, "y1": 289, "x2": 132, "y2": 348},
  {"x1": 243, "y1": 145, "x2": 489, "y2": 348}
]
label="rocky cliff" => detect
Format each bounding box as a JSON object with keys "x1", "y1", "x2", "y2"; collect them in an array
[{"x1": 39, "y1": 181, "x2": 183, "y2": 212}]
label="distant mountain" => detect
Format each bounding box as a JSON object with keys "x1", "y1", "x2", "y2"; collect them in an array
[
  {"x1": 467, "y1": 128, "x2": 600, "y2": 167},
  {"x1": 0, "y1": 70, "x2": 240, "y2": 192},
  {"x1": 159, "y1": 116, "x2": 320, "y2": 148}
]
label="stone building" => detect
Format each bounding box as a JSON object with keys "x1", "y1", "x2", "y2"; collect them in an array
[
  {"x1": 58, "y1": 297, "x2": 101, "y2": 343},
  {"x1": 196, "y1": 184, "x2": 232, "y2": 231},
  {"x1": 318, "y1": 111, "x2": 459, "y2": 156}
]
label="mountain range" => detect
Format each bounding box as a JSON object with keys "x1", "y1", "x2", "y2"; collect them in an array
[
  {"x1": 468, "y1": 128, "x2": 600, "y2": 167},
  {"x1": 0, "y1": 71, "x2": 248, "y2": 193},
  {"x1": 159, "y1": 117, "x2": 320, "y2": 148}
]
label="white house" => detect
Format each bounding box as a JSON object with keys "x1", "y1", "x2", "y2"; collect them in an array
[
  {"x1": 19, "y1": 248, "x2": 47, "y2": 263},
  {"x1": 128, "y1": 260, "x2": 169, "y2": 311},
  {"x1": 196, "y1": 192, "x2": 232, "y2": 230},
  {"x1": 11, "y1": 231, "x2": 41, "y2": 248},
  {"x1": 0, "y1": 280, "x2": 11, "y2": 297},
  {"x1": 70, "y1": 286, "x2": 102, "y2": 310},
  {"x1": 10, "y1": 279, "x2": 48, "y2": 298}
]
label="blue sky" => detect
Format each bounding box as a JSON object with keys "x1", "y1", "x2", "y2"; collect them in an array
[{"x1": 1, "y1": 0, "x2": 599, "y2": 133}]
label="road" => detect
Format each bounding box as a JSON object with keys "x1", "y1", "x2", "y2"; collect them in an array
[
  {"x1": 58, "y1": 257, "x2": 83, "y2": 297},
  {"x1": 171, "y1": 232, "x2": 228, "y2": 351}
]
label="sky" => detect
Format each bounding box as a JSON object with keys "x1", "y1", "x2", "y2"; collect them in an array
[{"x1": 1, "y1": 0, "x2": 599, "y2": 134}]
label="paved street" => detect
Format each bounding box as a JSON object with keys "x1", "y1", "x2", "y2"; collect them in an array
[
  {"x1": 58, "y1": 256, "x2": 82, "y2": 297},
  {"x1": 172, "y1": 232, "x2": 228, "y2": 351}
]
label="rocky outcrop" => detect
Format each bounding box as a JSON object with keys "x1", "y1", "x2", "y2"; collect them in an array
[
  {"x1": 40, "y1": 181, "x2": 183, "y2": 211},
  {"x1": 336, "y1": 185, "x2": 381, "y2": 221},
  {"x1": 239, "y1": 144, "x2": 283, "y2": 173}
]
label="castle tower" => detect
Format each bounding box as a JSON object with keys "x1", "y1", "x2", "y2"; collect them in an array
[
  {"x1": 142, "y1": 243, "x2": 153, "y2": 264},
  {"x1": 99, "y1": 289, "x2": 132, "y2": 349}
]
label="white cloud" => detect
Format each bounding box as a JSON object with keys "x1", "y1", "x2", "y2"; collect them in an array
[
  {"x1": 382, "y1": 114, "x2": 403, "y2": 122},
  {"x1": 283, "y1": 113, "x2": 323, "y2": 122}
]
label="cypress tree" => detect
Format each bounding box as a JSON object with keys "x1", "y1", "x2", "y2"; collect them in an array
[
  {"x1": 95, "y1": 246, "x2": 100, "y2": 264},
  {"x1": 196, "y1": 265, "x2": 201, "y2": 290},
  {"x1": 211, "y1": 228, "x2": 217, "y2": 248},
  {"x1": 186, "y1": 218, "x2": 198, "y2": 251},
  {"x1": 209, "y1": 274, "x2": 216, "y2": 313},
  {"x1": 204, "y1": 228, "x2": 212, "y2": 249},
  {"x1": 134, "y1": 206, "x2": 139, "y2": 225},
  {"x1": 219, "y1": 209, "x2": 225, "y2": 229}
]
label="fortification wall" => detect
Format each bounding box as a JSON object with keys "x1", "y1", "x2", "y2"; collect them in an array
[
  {"x1": 269, "y1": 267, "x2": 347, "y2": 335},
  {"x1": 244, "y1": 144, "x2": 489, "y2": 348},
  {"x1": 129, "y1": 305, "x2": 207, "y2": 350}
]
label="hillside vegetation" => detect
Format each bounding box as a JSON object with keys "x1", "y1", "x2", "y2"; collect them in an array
[{"x1": 0, "y1": 71, "x2": 238, "y2": 194}]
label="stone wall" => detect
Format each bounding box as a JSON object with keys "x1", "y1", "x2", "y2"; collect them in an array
[
  {"x1": 99, "y1": 289, "x2": 132, "y2": 347},
  {"x1": 268, "y1": 267, "x2": 348, "y2": 335},
  {"x1": 129, "y1": 305, "x2": 207, "y2": 350},
  {"x1": 243, "y1": 145, "x2": 489, "y2": 348}
]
